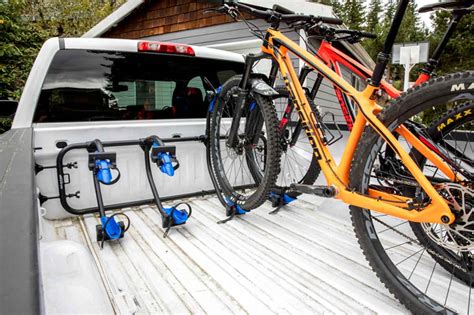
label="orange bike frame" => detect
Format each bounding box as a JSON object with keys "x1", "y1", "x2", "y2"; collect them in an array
[{"x1": 261, "y1": 28, "x2": 456, "y2": 224}]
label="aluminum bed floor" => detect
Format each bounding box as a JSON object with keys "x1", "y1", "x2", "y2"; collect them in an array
[{"x1": 51, "y1": 194, "x2": 470, "y2": 314}]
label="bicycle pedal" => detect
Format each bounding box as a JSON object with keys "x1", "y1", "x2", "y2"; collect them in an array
[{"x1": 290, "y1": 184, "x2": 336, "y2": 198}]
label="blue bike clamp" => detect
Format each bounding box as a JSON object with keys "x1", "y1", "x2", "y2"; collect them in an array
[
  {"x1": 217, "y1": 198, "x2": 248, "y2": 224},
  {"x1": 162, "y1": 203, "x2": 192, "y2": 237},
  {"x1": 151, "y1": 142, "x2": 179, "y2": 176},
  {"x1": 97, "y1": 213, "x2": 131, "y2": 248},
  {"x1": 88, "y1": 146, "x2": 127, "y2": 247},
  {"x1": 268, "y1": 190, "x2": 297, "y2": 214},
  {"x1": 88, "y1": 152, "x2": 121, "y2": 185}
]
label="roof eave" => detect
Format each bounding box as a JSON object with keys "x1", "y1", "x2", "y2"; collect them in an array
[{"x1": 82, "y1": 0, "x2": 145, "y2": 38}]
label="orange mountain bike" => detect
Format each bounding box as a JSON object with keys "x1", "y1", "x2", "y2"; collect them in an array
[
  {"x1": 263, "y1": 3, "x2": 471, "y2": 208},
  {"x1": 207, "y1": 1, "x2": 473, "y2": 313}
]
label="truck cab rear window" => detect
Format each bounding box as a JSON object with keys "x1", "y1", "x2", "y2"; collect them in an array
[{"x1": 34, "y1": 50, "x2": 243, "y2": 123}]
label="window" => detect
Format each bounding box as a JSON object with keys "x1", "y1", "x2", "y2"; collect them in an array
[
  {"x1": 187, "y1": 77, "x2": 206, "y2": 102},
  {"x1": 34, "y1": 50, "x2": 243, "y2": 122}
]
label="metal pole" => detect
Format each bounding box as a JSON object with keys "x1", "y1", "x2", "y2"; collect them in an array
[{"x1": 403, "y1": 63, "x2": 414, "y2": 91}]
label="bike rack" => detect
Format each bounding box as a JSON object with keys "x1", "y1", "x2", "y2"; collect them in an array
[
  {"x1": 51, "y1": 136, "x2": 203, "y2": 216},
  {"x1": 36, "y1": 135, "x2": 205, "y2": 244}
]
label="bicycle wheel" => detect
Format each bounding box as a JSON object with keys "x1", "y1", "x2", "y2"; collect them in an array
[
  {"x1": 249, "y1": 87, "x2": 321, "y2": 197},
  {"x1": 410, "y1": 101, "x2": 474, "y2": 286},
  {"x1": 350, "y1": 71, "x2": 474, "y2": 313},
  {"x1": 209, "y1": 75, "x2": 281, "y2": 210}
]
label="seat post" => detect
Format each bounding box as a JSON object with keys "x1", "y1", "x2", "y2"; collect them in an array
[
  {"x1": 370, "y1": 0, "x2": 410, "y2": 87},
  {"x1": 421, "y1": 10, "x2": 467, "y2": 74}
]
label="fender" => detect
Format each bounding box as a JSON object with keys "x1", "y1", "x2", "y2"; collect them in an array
[{"x1": 248, "y1": 75, "x2": 279, "y2": 96}]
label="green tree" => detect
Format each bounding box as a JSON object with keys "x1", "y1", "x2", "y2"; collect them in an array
[
  {"x1": 1, "y1": 0, "x2": 125, "y2": 100},
  {"x1": 395, "y1": 2, "x2": 425, "y2": 43},
  {"x1": 340, "y1": 0, "x2": 365, "y2": 31},
  {"x1": 366, "y1": 0, "x2": 382, "y2": 33},
  {"x1": 429, "y1": 10, "x2": 474, "y2": 74},
  {"x1": 314, "y1": 0, "x2": 333, "y2": 5},
  {"x1": 330, "y1": 0, "x2": 343, "y2": 18},
  {"x1": 0, "y1": 0, "x2": 47, "y2": 100},
  {"x1": 363, "y1": 0, "x2": 384, "y2": 60},
  {"x1": 26, "y1": 0, "x2": 124, "y2": 37}
]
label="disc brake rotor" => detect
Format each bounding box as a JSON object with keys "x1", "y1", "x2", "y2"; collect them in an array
[{"x1": 421, "y1": 183, "x2": 474, "y2": 252}]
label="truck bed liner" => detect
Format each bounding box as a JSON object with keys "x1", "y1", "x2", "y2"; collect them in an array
[{"x1": 53, "y1": 195, "x2": 417, "y2": 314}]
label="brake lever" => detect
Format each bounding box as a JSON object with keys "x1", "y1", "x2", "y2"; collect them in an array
[
  {"x1": 306, "y1": 22, "x2": 331, "y2": 36},
  {"x1": 203, "y1": 7, "x2": 219, "y2": 15},
  {"x1": 228, "y1": 7, "x2": 239, "y2": 19},
  {"x1": 347, "y1": 36, "x2": 362, "y2": 44},
  {"x1": 203, "y1": 4, "x2": 232, "y2": 15},
  {"x1": 289, "y1": 20, "x2": 308, "y2": 31}
]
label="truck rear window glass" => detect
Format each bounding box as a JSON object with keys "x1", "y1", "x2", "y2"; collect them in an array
[{"x1": 34, "y1": 49, "x2": 243, "y2": 123}]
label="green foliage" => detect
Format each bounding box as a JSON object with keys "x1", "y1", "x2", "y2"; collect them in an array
[
  {"x1": 26, "y1": 0, "x2": 125, "y2": 37},
  {"x1": 0, "y1": 0, "x2": 47, "y2": 100},
  {"x1": 1, "y1": 0, "x2": 124, "y2": 101},
  {"x1": 363, "y1": 0, "x2": 384, "y2": 61},
  {"x1": 366, "y1": 0, "x2": 381, "y2": 33},
  {"x1": 0, "y1": 117, "x2": 13, "y2": 134},
  {"x1": 429, "y1": 10, "x2": 474, "y2": 74},
  {"x1": 339, "y1": 0, "x2": 365, "y2": 31},
  {"x1": 326, "y1": 0, "x2": 472, "y2": 126},
  {"x1": 330, "y1": 0, "x2": 343, "y2": 17},
  {"x1": 327, "y1": 0, "x2": 472, "y2": 81}
]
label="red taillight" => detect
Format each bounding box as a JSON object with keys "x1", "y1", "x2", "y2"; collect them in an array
[{"x1": 137, "y1": 41, "x2": 195, "y2": 56}]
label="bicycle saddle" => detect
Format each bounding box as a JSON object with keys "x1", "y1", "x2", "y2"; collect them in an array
[{"x1": 419, "y1": 0, "x2": 473, "y2": 13}]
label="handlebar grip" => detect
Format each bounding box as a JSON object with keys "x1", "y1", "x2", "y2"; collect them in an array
[
  {"x1": 358, "y1": 31, "x2": 377, "y2": 39},
  {"x1": 272, "y1": 4, "x2": 295, "y2": 14},
  {"x1": 236, "y1": 2, "x2": 271, "y2": 19},
  {"x1": 320, "y1": 16, "x2": 343, "y2": 25}
]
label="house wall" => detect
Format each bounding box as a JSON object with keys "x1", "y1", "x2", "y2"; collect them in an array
[
  {"x1": 145, "y1": 20, "x2": 347, "y2": 125},
  {"x1": 101, "y1": 0, "x2": 363, "y2": 126},
  {"x1": 103, "y1": 0, "x2": 235, "y2": 39}
]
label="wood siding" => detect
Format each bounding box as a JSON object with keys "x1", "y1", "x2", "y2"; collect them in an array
[{"x1": 104, "y1": 0, "x2": 234, "y2": 39}]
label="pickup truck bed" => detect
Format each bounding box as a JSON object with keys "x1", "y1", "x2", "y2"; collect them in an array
[{"x1": 49, "y1": 194, "x2": 412, "y2": 314}]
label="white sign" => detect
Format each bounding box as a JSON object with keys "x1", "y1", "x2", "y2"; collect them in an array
[
  {"x1": 400, "y1": 46, "x2": 420, "y2": 64},
  {"x1": 392, "y1": 42, "x2": 429, "y2": 64}
]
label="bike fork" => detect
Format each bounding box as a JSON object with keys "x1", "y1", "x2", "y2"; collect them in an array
[{"x1": 226, "y1": 53, "x2": 271, "y2": 148}]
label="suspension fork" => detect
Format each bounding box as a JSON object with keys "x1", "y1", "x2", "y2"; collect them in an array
[{"x1": 226, "y1": 53, "x2": 268, "y2": 148}]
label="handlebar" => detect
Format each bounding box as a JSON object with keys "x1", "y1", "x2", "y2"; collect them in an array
[
  {"x1": 272, "y1": 4, "x2": 295, "y2": 15},
  {"x1": 271, "y1": 3, "x2": 343, "y2": 25},
  {"x1": 211, "y1": 2, "x2": 377, "y2": 45},
  {"x1": 334, "y1": 29, "x2": 377, "y2": 39},
  {"x1": 307, "y1": 24, "x2": 377, "y2": 43},
  {"x1": 215, "y1": 2, "x2": 343, "y2": 26}
]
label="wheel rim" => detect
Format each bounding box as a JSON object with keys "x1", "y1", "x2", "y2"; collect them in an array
[
  {"x1": 357, "y1": 101, "x2": 473, "y2": 313},
  {"x1": 213, "y1": 90, "x2": 265, "y2": 200}
]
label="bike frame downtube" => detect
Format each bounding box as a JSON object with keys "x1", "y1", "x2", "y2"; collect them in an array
[
  {"x1": 263, "y1": 29, "x2": 454, "y2": 224},
  {"x1": 279, "y1": 66, "x2": 312, "y2": 136}
]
